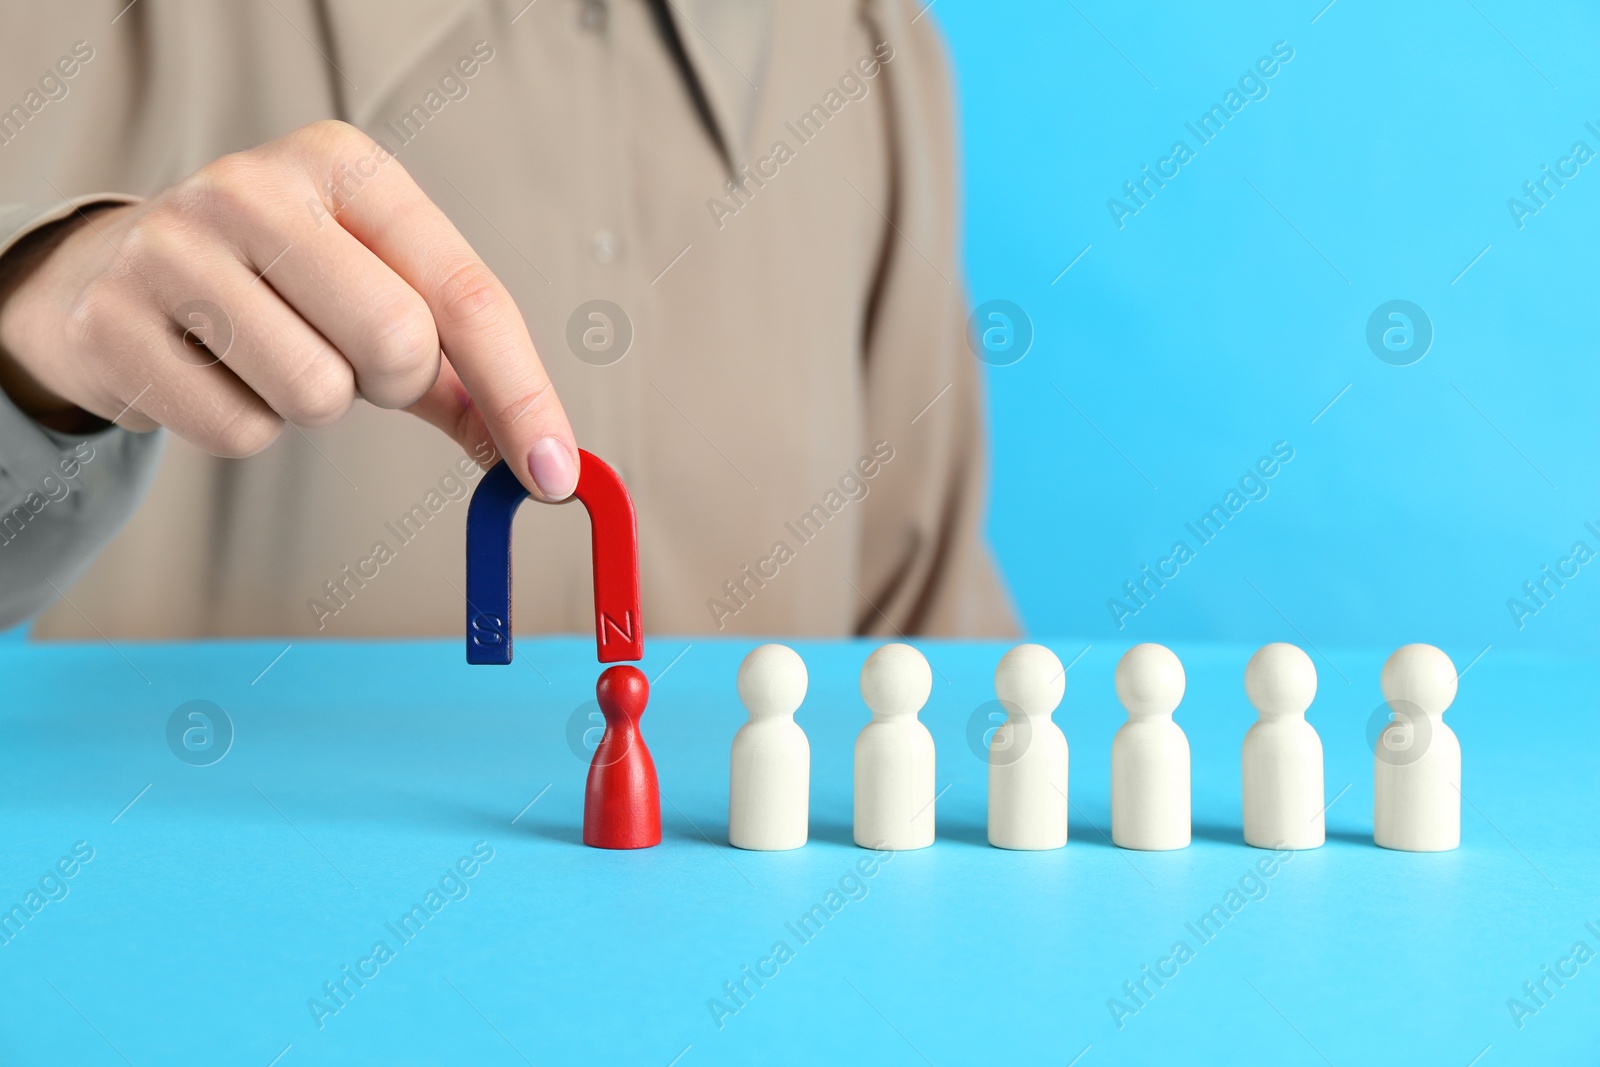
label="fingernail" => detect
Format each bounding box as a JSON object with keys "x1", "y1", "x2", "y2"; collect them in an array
[{"x1": 528, "y1": 437, "x2": 578, "y2": 500}]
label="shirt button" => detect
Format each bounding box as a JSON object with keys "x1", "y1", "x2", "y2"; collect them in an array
[
  {"x1": 590, "y1": 229, "x2": 620, "y2": 264},
  {"x1": 579, "y1": 0, "x2": 607, "y2": 32}
]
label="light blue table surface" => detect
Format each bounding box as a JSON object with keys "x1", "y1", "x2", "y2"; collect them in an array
[{"x1": 0, "y1": 636, "x2": 1593, "y2": 1066}]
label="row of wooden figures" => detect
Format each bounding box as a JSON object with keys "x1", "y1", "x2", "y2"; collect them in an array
[{"x1": 729, "y1": 641, "x2": 1463, "y2": 853}]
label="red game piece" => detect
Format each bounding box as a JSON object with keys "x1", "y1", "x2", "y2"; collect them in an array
[{"x1": 583, "y1": 665, "x2": 662, "y2": 849}]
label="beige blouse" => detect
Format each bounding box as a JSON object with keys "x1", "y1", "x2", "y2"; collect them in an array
[{"x1": 0, "y1": 0, "x2": 1016, "y2": 641}]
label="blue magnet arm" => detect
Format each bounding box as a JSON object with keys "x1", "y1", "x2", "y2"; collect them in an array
[{"x1": 464, "y1": 461, "x2": 528, "y2": 665}]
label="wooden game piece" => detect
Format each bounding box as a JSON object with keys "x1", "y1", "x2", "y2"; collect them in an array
[
  {"x1": 584, "y1": 664, "x2": 662, "y2": 849},
  {"x1": 1242, "y1": 643, "x2": 1325, "y2": 850},
  {"x1": 987, "y1": 644, "x2": 1069, "y2": 850},
  {"x1": 728, "y1": 644, "x2": 810, "y2": 851},
  {"x1": 1111, "y1": 643, "x2": 1191, "y2": 850},
  {"x1": 465, "y1": 452, "x2": 643, "y2": 665},
  {"x1": 1374, "y1": 643, "x2": 1461, "y2": 852},
  {"x1": 853, "y1": 643, "x2": 935, "y2": 850}
]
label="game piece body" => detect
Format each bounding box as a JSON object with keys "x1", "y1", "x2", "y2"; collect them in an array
[
  {"x1": 729, "y1": 644, "x2": 810, "y2": 851},
  {"x1": 1241, "y1": 643, "x2": 1325, "y2": 850},
  {"x1": 854, "y1": 644, "x2": 935, "y2": 850},
  {"x1": 584, "y1": 665, "x2": 661, "y2": 849},
  {"x1": 1374, "y1": 644, "x2": 1461, "y2": 852},
  {"x1": 988, "y1": 644, "x2": 1069, "y2": 851},
  {"x1": 1111, "y1": 643, "x2": 1190, "y2": 851}
]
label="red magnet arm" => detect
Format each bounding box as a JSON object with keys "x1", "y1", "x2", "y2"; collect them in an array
[{"x1": 573, "y1": 452, "x2": 643, "y2": 662}]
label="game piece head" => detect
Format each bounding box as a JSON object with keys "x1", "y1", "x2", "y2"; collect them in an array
[
  {"x1": 1114, "y1": 643, "x2": 1185, "y2": 719},
  {"x1": 737, "y1": 643, "x2": 808, "y2": 720},
  {"x1": 860, "y1": 643, "x2": 932, "y2": 720},
  {"x1": 596, "y1": 664, "x2": 649, "y2": 723},
  {"x1": 994, "y1": 644, "x2": 1065, "y2": 719},
  {"x1": 1244, "y1": 642, "x2": 1317, "y2": 719},
  {"x1": 1381, "y1": 644, "x2": 1457, "y2": 718}
]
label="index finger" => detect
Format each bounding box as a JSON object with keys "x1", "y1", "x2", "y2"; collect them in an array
[{"x1": 297, "y1": 123, "x2": 577, "y2": 501}]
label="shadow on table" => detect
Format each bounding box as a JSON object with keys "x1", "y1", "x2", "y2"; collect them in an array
[
  {"x1": 662, "y1": 822, "x2": 725, "y2": 846},
  {"x1": 808, "y1": 819, "x2": 1001, "y2": 849},
  {"x1": 938, "y1": 820, "x2": 1145, "y2": 850},
  {"x1": 1191, "y1": 821, "x2": 1244, "y2": 846},
  {"x1": 810, "y1": 819, "x2": 1138, "y2": 850},
  {"x1": 400, "y1": 791, "x2": 586, "y2": 846},
  {"x1": 1193, "y1": 822, "x2": 1374, "y2": 848},
  {"x1": 510, "y1": 818, "x2": 586, "y2": 846},
  {"x1": 803, "y1": 819, "x2": 850, "y2": 847},
  {"x1": 1065, "y1": 822, "x2": 1122, "y2": 849},
  {"x1": 938, "y1": 820, "x2": 989, "y2": 847}
]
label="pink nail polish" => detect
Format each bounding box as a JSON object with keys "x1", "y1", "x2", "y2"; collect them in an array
[{"x1": 528, "y1": 437, "x2": 578, "y2": 500}]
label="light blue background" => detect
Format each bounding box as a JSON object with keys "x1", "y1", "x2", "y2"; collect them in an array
[{"x1": 943, "y1": 0, "x2": 1600, "y2": 658}]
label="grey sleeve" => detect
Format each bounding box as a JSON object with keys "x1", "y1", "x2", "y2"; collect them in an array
[
  {"x1": 0, "y1": 195, "x2": 163, "y2": 630},
  {"x1": 0, "y1": 388, "x2": 164, "y2": 629}
]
